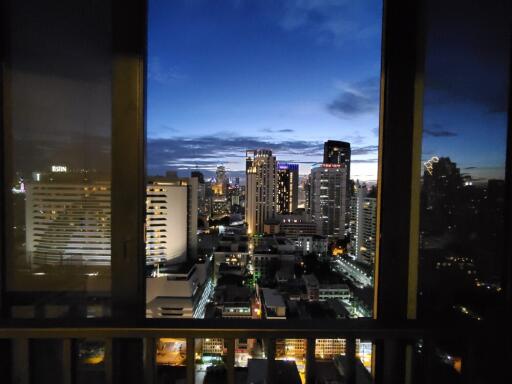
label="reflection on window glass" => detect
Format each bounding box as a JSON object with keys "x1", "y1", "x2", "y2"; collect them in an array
[
  {"x1": 234, "y1": 338, "x2": 265, "y2": 368},
  {"x1": 156, "y1": 338, "x2": 187, "y2": 384},
  {"x1": 313, "y1": 339, "x2": 373, "y2": 383},
  {"x1": 276, "y1": 339, "x2": 306, "y2": 383},
  {"x1": 195, "y1": 338, "x2": 226, "y2": 384},
  {"x1": 356, "y1": 340, "x2": 373, "y2": 376},
  {"x1": 75, "y1": 340, "x2": 107, "y2": 384},
  {"x1": 146, "y1": 0, "x2": 383, "y2": 320},
  {"x1": 3, "y1": 1, "x2": 112, "y2": 318},
  {"x1": 419, "y1": 0, "x2": 510, "y2": 322},
  {"x1": 417, "y1": 0, "x2": 510, "y2": 381}
]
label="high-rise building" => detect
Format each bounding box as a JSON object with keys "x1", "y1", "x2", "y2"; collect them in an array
[
  {"x1": 192, "y1": 171, "x2": 208, "y2": 218},
  {"x1": 350, "y1": 183, "x2": 377, "y2": 264},
  {"x1": 324, "y1": 140, "x2": 351, "y2": 221},
  {"x1": 215, "y1": 165, "x2": 228, "y2": 196},
  {"x1": 146, "y1": 175, "x2": 198, "y2": 264},
  {"x1": 276, "y1": 163, "x2": 299, "y2": 214},
  {"x1": 323, "y1": 140, "x2": 351, "y2": 174},
  {"x1": 310, "y1": 164, "x2": 347, "y2": 239},
  {"x1": 303, "y1": 175, "x2": 312, "y2": 214},
  {"x1": 245, "y1": 150, "x2": 277, "y2": 235},
  {"x1": 25, "y1": 170, "x2": 111, "y2": 266}
]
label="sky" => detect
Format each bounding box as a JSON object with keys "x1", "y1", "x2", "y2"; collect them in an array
[
  {"x1": 147, "y1": 0, "x2": 383, "y2": 181},
  {"x1": 147, "y1": 0, "x2": 510, "y2": 183}
]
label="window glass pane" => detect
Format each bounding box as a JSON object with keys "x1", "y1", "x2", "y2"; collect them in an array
[
  {"x1": 30, "y1": 340, "x2": 66, "y2": 384},
  {"x1": 156, "y1": 338, "x2": 187, "y2": 383},
  {"x1": 417, "y1": 0, "x2": 510, "y2": 381},
  {"x1": 146, "y1": 0, "x2": 383, "y2": 320},
  {"x1": 75, "y1": 339, "x2": 107, "y2": 384},
  {"x1": 195, "y1": 338, "x2": 226, "y2": 384},
  {"x1": 313, "y1": 339, "x2": 373, "y2": 383},
  {"x1": 2, "y1": 0, "x2": 112, "y2": 317},
  {"x1": 418, "y1": 0, "x2": 510, "y2": 322},
  {"x1": 276, "y1": 338, "x2": 306, "y2": 383}
]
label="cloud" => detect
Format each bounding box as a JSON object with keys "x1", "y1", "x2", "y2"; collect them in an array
[
  {"x1": 352, "y1": 158, "x2": 378, "y2": 163},
  {"x1": 147, "y1": 133, "x2": 380, "y2": 177},
  {"x1": 327, "y1": 77, "x2": 379, "y2": 118},
  {"x1": 159, "y1": 124, "x2": 180, "y2": 133},
  {"x1": 261, "y1": 128, "x2": 295, "y2": 133},
  {"x1": 423, "y1": 129, "x2": 457, "y2": 137},
  {"x1": 352, "y1": 145, "x2": 379, "y2": 156},
  {"x1": 148, "y1": 56, "x2": 187, "y2": 85},
  {"x1": 277, "y1": 0, "x2": 380, "y2": 46},
  {"x1": 147, "y1": 134, "x2": 324, "y2": 175}
]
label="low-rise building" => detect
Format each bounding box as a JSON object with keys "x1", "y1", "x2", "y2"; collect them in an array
[
  {"x1": 261, "y1": 288, "x2": 286, "y2": 319},
  {"x1": 214, "y1": 286, "x2": 252, "y2": 319},
  {"x1": 146, "y1": 262, "x2": 206, "y2": 318},
  {"x1": 319, "y1": 283, "x2": 351, "y2": 302},
  {"x1": 316, "y1": 338, "x2": 346, "y2": 360},
  {"x1": 303, "y1": 274, "x2": 320, "y2": 301},
  {"x1": 295, "y1": 235, "x2": 329, "y2": 255}
]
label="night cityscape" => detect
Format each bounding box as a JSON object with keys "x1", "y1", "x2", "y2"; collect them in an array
[{"x1": 1, "y1": 0, "x2": 510, "y2": 383}]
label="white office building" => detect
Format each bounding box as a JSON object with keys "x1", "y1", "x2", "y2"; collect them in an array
[
  {"x1": 146, "y1": 176, "x2": 198, "y2": 264},
  {"x1": 25, "y1": 172, "x2": 111, "y2": 266}
]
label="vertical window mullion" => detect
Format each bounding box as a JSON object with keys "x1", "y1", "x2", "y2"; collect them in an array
[{"x1": 111, "y1": 0, "x2": 147, "y2": 322}]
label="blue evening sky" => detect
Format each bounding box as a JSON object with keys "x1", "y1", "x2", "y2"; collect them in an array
[{"x1": 147, "y1": 0, "x2": 509, "y2": 183}]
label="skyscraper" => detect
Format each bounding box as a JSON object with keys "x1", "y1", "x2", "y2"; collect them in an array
[
  {"x1": 245, "y1": 149, "x2": 277, "y2": 235},
  {"x1": 323, "y1": 140, "x2": 351, "y2": 175},
  {"x1": 310, "y1": 163, "x2": 347, "y2": 239},
  {"x1": 276, "y1": 162, "x2": 299, "y2": 214},
  {"x1": 215, "y1": 165, "x2": 228, "y2": 196},
  {"x1": 323, "y1": 140, "x2": 352, "y2": 223},
  {"x1": 350, "y1": 183, "x2": 377, "y2": 265}
]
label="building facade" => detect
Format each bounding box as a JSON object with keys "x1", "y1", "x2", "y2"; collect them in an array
[
  {"x1": 276, "y1": 162, "x2": 299, "y2": 214},
  {"x1": 245, "y1": 150, "x2": 277, "y2": 235},
  {"x1": 350, "y1": 184, "x2": 377, "y2": 265},
  {"x1": 146, "y1": 176, "x2": 198, "y2": 264},
  {"x1": 310, "y1": 164, "x2": 347, "y2": 239},
  {"x1": 25, "y1": 171, "x2": 111, "y2": 266}
]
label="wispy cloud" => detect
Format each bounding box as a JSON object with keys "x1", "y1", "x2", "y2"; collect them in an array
[
  {"x1": 423, "y1": 124, "x2": 457, "y2": 137},
  {"x1": 261, "y1": 128, "x2": 295, "y2": 133},
  {"x1": 352, "y1": 158, "x2": 378, "y2": 163},
  {"x1": 147, "y1": 134, "x2": 323, "y2": 174},
  {"x1": 277, "y1": 0, "x2": 379, "y2": 46},
  {"x1": 423, "y1": 129, "x2": 457, "y2": 137},
  {"x1": 327, "y1": 77, "x2": 379, "y2": 118},
  {"x1": 352, "y1": 145, "x2": 379, "y2": 156},
  {"x1": 148, "y1": 56, "x2": 187, "y2": 85}
]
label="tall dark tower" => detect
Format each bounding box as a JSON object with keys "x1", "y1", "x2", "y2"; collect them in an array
[
  {"x1": 324, "y1": 140, "x2": 351, "y2": 233},
  {"x1": 323, "y1": 140, "x2": 351, "y2": 176}
]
